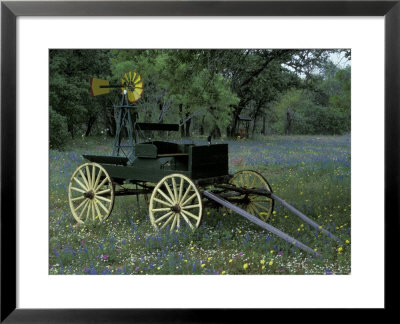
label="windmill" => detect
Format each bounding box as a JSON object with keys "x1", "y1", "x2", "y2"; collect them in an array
[{"x1": 90, "y1": 71, "x2": 144, "y2": 160}]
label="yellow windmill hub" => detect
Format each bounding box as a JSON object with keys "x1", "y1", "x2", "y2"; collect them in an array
[{"x1": 121, "y1": 71, "x2": 144, "y2": 103}]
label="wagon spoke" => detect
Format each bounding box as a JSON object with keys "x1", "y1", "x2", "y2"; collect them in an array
[
  {"x1": 95, "y1": 177, "x2": 109, "y2": 193},
  {"x1": 181, "y1": 204, "x2": 200, "y2": 210},
  {"x1": 153, "y1": 197, "x2": 172, "y2": 207},
  {"x1": 86, "y1": 166, "x2": 92, "y2": 190},
  {"x1": 74, "y1": 175, "x2": 88, "y2": 191},
  {"x1": 152, "y1": 207, "x2": 172, "y2": 213},
  {"x1": 78, "y1": 200, "x2": 89, "y2": 219},
  {"x1": 252, "y1": 201, "x2": 271, "y2": 212},
  {"x1": 85, "y1": 200, "x2": 91, "y2": 220},
  {"x1": 95, "y1": 195, "x2": 111, "y2": 203},
  {"x1": 180, "y1": 212, "x2": 193, "y2": 229},
  {"x1": 96, "y1": 188, "x2": 111, "y2": 196},
  {"x1": 172, "y1": 177, "x2": 178, "y2": 202},
  {"x1": 181, "y1": 193, "x2": 198, "y2": 207},
  {"x1": 170, "y1": 214, "x2": 178, "y2": 232},
  {"x1": 155, "y1": 211, "x2": 173, "y2": 224},
  {"x1": 157, "y1": 189, "x2": 174, "y2": 205},
  {"x1": 181, "y1": 209, "x2": 199, "y2": 221},
  {"x1": 91, "y1": 165, "x2": 96, "y2": 189},
  {"x1": 177, "y1": 213, "x2": 180, "y2": 228},
  {"x1": 160, "y1": 214, "x2": 175, "y2": 230},
  {"x1": 71, "y1": 186, "x2": 86, "y2": 194},
  {"x1": 78, "y1": 170, "x2": 89, "y2": 190},
  {"x1": 93, "y1": 169, "x2": 102, "y2": 192},
  {"x1": 94, "y1": 201, "x2": 103, "y2": 221},
  {"x1": 75, "y1": 198, "x2": 88, "y2": 211},
  {"x1": 180, "y1": 184, "x2": 192, "y2": 205},
  {"x1": 163, "y1": 181, "x2": 176, "y2": 204},
  {"x1": 96, "y1": 199, "x2": 110, "y2": 214},
  {"x1": 178, "y1": 177, "x2": 184, "y2": 202},
  {"x1": 71, "y1": 195, "x2": 85, "y2": 202},
  {"x1": 91, "y1": 200, "x2": 96, "y2": 220}
]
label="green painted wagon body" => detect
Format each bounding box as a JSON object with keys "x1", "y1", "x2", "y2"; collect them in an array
[{"x1": 83, "y1": 141, "x2": 229, "y2": 184}]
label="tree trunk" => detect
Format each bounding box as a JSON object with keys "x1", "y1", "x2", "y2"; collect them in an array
[
  {"x1": 261, "y1": 116, "x2": 266, "y2": 135},
  {"x1": 67, "y1": 119, "x2": 74, "y2": 138},
  {"x1": 185, "y1": 112, "x2": 191, "y2": 137},
  {"x1": 179, "y1": 104, "x2": 185, "y2": 137},
  {"x1": 200, "y1": 116, "x2": 205, "y2": 135},
  {"x1": 285, "y1": 108, "x2": 292, "y2": 135},
  {"x1": 85, "y1": 116, "x2": 96, "y2": 137},
  {"x1": 211, "y1": 124, "x2": 221, "y2": 139}
]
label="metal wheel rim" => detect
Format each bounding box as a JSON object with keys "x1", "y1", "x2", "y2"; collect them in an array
[
  {"x1": 68, "y1": 162, "x2": 115, "y2": 224},
  {"x1": 229, "y1": 170, "x2": 274, "y2": 221},
  {"x1": 149, "y1": 174, "x2": 203, "y2": 232}
]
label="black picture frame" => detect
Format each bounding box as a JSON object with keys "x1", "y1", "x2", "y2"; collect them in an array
[{"x1": 1, "y1": 0, "x2": 398, "y2": 321}]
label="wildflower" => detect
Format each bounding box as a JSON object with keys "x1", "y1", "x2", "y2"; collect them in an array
[
  {"x1": 260, "y1": 259, "x2": 266, "y2": 265},
  {"x1": 157, "y1": 267, "x2": 160, "y2": 270},
  {"x1": 270, "y1": 250, "x2": 274, "y2": 254},
  {"x1": 201, "y1": 264, "x2": 206, "y2": 268},
  {"x1": 190, "y1": 247, "x2": 194, "y2": 250},
  {"x1": 262, "y1": 266, "x2": 266, "y2": 270},
  {"x1": 239, "y1": 252, "x2": 243, "y2": 256},
  {"x1": 338, "y1": 247, "x2": 343, "y2": 252},
  {"x1": 314, "y1": 248, "x2": 318, "y2": 252},
  {"x1": 345, "y1": 240, "x2": 350, "y2": 244},
  {"x1": 103, "y1": 254, "x2": 108, "y2": 260},
  {"x1": 278, "y1": 251, "x2": 283, "y2": 256},
  {"x1": 243, "y1": 263, "x2": 248, "y2": 270},
  {"x1": 207, "y1": 257, "x2": 212, "y2": 261},
  {"x1": 229, "y1": 259, "x2": 233, "y2": 263},
  {"x1": 221, "y1": 271, "x2": 226, "y2": 275},
  {"x1": 269, "y1": 260, "x2": 273, "y2": 266},
  {"x1": 273, "y1": 211, "x2": 277, "y2": 215}
]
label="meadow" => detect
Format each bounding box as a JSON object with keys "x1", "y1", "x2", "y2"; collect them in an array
[{"x1": 49, "y1": 135, "x2": 351, "y2": 275}]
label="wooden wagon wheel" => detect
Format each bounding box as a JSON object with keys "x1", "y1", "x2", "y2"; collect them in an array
[
  {"x1": 229, "y1": 170, "x2": 274, "y2": 222},
  {"x1": 68, "y1": 162, "x2": 115, "y2": 224},
  {"x1": 149, "y1": 174, "x2": 203, "y2": 232}
]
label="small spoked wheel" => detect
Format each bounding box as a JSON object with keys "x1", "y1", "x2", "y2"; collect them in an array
[
  {"x1": 149, "y1": 174, "x2": 203, "y2": 232},
  {"x1": 68, "y1": 162, "x2": 115, "y2": 224},
  {"x1": 229, "y1": 170, "x2": 274, "y2": 222}
]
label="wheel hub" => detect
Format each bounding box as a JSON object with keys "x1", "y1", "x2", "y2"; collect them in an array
[
  {"x1": 171, "y1": 204, "x2": 181, "y2": 213},
  {"x1": 84, "y1": 190, "x2": 94, "y2": 200}
]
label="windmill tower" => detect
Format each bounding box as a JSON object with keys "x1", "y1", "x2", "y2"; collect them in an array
[{"x1": 90, "y1": 71, "x2": 144, "y2": 161}]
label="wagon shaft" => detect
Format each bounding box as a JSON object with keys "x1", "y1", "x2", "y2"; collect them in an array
[{"x1": 203, "y1": 191, "x2": 321, "y2": 257}]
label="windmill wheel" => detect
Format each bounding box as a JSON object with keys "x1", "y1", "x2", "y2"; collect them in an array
[
  {"x1": 68, "y1": 163, "x2": 115, "y2": 224},
  {"x1": 149, "y1": 174, "x2": 203, "y2": 232},
  {"x1": 121, "y1": 71, "x2": 143, "y2": 103},
  {"x1": 229, "y1": 170, "x2": 274, "y2": 222}
]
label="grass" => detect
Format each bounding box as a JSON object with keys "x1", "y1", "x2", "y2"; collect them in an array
[{"x1": 49, "y1": 135, "x2": 351, "y2": 275}]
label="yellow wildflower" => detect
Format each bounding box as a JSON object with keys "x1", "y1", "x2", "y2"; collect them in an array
[
  {"x1": 229, "y1": 259, "x2": 233, "y2": 263},
  {"x1": 243, "y1": 263, "x2": 248, "y2": 270},
  {"x1": 201, "y1": 264, "x2": 205, "y2": 268},
  {"x1": 269, "y1": 260, "x2": 273, "y2": 266},
  {"x1": 345, "y1": 240, "x2": 350, "y2": 244},
  {"x1": 221, "y1": 271, "x2": 226, "y2": 275},
  {"x1": 260, "y1": 260, "x2": 266, "y2": 265}
]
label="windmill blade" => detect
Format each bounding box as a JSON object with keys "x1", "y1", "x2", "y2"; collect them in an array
[
  {"x1": 120, "y1": 71, "x2": 144, "y2": 103},
  {"x1": 90, "y1": 77, "x2": 110, "y2": 96}
]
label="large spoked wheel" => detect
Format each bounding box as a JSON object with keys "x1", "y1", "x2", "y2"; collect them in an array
[
  {"x1": 149, "y1": 174, "x2": 203, "y2": 232},
  {"x1": 229, "y1": 170, "x2": 274, "y2": 222},
  {"x1": 68, "y1": 162, "x2": 115, "y2": 224}
]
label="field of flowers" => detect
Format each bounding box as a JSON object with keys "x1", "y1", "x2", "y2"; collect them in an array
[{"x1": 49, "y1": 135, "x2": 351, "y2": 275}]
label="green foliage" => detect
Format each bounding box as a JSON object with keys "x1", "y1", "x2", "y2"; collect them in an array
[
  {"x1": 49, "y1": 106, "x2": 69, "y2": 149},
  {"x1": 49, "y1": 49, "x2": 350, "y2": 140}
]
